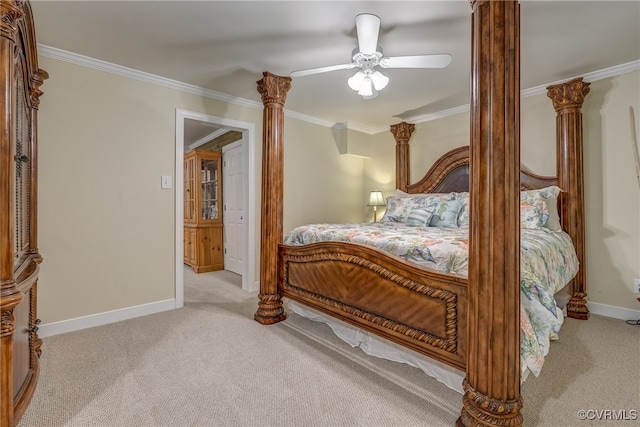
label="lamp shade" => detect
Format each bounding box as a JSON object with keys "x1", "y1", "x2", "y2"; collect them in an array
[
  {"x1": 370, "y1": 71, "x2": 389, "y2": 90},
  {"x1": 367, "y1": 190, "x2": 385, "y2": 207},
  {"x1": 348, "y1": 69, "x2": 388, "y2": 99},
  {"x1": 347, "y1": 71, "x2": 366, "y2": 91}
]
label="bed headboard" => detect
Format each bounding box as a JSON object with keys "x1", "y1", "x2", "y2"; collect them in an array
[{"x1": 402, "y1": 145, "x2": 558, "y2": 194}]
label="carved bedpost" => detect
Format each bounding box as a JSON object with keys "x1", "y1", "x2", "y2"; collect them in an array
[
  {"x1": 546, "y1": 78, "x2": 590, "y2": 320},
  {"x1": 254, "y1": 72, "x2": 291, "y2": 325},
  {"x1": 390, "y1": 122, "x2": 415, "y2": 191},
  {"x1": 459, "y1": 1, "x2": 523, "y2": 427}
]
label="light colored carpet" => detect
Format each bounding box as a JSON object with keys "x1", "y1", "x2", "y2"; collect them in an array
[{"x1": 18, "y1": 268, "x2": 639, "y2": 427}]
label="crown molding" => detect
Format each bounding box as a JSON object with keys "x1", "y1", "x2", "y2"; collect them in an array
[
  {"x1": 37, "y1": 44, "x2": 264, "y2": 111},
  {"x1": 521, "y1": 59, "x2": 640, "y2": 99},
  {"x1": 37, "y1": 44, "x2": 639, "y2": 135},
  {"x1": 400, "y1": 60, "x2": 640, "y2": 130},
  {"x1": 37, "y1": 44, "x2": 378, "y2": 134}
]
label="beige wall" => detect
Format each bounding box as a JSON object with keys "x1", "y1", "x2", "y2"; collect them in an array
[
  {"x1": 37, "y1": 56, "x2": 366, "y2": 324},
  {"x1": 366, "y1": 70, "x2": 640, "y2": 312},
  {"x1": 583, "y1": 72, "x2": 639, "y2": 310},
  {"x1": 39, "y1": 57, "x2": 176, "y2": 322},
  {"x1": 284, "y1": 123, "x2": 366, "y2": 230}
]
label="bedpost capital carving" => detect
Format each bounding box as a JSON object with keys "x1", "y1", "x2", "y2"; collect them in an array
[
  {"x1": 390, "y1": 122, "x2": 415, "y2": 144},
  {"x1": 392, "y1": 122, "x2": 415, "y2": 191},
  {"x1": 256, "y1": 72, "x2": 292, "y2": 106},
  {"x1": 1, "y1": 1, "x2": 24, "y2": 43},
  {"x1": 546, "y1": 77, "x2": 591, "y2": 113}
]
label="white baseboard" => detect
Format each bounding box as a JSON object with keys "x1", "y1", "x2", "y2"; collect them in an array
[
  {"x1": 588, "y1": 302, "x2": 640, "y2": 321},
  {"x1": 38, "y1": 299, "x2": 177, "y2": 338}
]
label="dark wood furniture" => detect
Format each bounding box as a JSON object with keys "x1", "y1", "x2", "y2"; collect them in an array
[
  {"x1": 254, "y1": 2, "x2": 590, "y2": 426},
  {"x1": 1, "y1": 1, "x2": 48, "y2": 425},
  {"x1": 183, "y1": 149, "x2": 224, "y2": 273}
]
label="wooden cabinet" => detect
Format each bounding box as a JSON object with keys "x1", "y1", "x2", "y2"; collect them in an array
[
  {"x1": 1, "y1": 1, "x2": 48, "y2": 425},
  {"x1": 184, "y1": 149, "x2": 224, "y2": 273}
]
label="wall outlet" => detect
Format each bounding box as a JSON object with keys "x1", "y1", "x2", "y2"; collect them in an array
[{"x1": 634, "y1": 278, "x2": 640, "y2": 294}]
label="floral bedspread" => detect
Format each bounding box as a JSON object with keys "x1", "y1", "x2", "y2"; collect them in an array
[{"x1": 284, "y1": 222, "x2": 579, "y2": 378}]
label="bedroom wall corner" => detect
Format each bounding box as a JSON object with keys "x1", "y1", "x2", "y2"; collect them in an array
[
  {"x1": 283, "y1": 120, "x2": 366, "y2": 231},
  {"x1": 364, "y1": 131, "x2": 397, "y2": 222}
]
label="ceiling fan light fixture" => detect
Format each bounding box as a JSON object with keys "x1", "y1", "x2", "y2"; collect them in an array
[
  {"x1": 370, "y1": 70, "x2": 389, "y2": 90},
  {"x1": 347, "y1": 70, "x2": 366, "y2": 91},
  {"x1": 357, "y1": 78, "x2": 374, "y2": 97},
  {"x1": 348, "y1": 69, "x2": 387, "y2": 99}
]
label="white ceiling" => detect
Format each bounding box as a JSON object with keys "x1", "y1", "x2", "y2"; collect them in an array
[{"x1": 31, "y1": 1, "x2": 640, "y2": 134}]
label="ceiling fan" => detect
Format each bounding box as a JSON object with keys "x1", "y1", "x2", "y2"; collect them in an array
[{"x1": 290, "y1": 13, "x2": 452, "y2": 99}]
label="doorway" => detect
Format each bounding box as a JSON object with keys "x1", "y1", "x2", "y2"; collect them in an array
[{"x1": 175, "y1": 109, "x2": 257, "y2": 308}]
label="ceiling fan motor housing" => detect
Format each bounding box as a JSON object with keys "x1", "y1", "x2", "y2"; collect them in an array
[{"x1": 352, "y1": 49, "x2": 384, "y2": 70}]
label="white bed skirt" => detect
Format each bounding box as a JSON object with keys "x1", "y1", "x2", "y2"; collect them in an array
[{"x1": 286, "y1": 300, "x2": 466, "y2": 394}]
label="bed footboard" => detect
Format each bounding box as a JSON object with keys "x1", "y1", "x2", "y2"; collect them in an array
[{"x1": 279, "y1": 242, "x2": 468, "y2": 370}]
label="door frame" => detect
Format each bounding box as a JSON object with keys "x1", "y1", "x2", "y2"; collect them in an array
[{"x1": 175, "y1": 109, "x2": 257, "y2": 308}]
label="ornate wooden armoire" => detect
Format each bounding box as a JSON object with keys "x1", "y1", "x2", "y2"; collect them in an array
[{"x1": 1, "y1": 1, "x2": 48, "y2": 425}]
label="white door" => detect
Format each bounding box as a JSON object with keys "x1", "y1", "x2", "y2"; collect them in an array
[{"x1": 222, "y1": 140, "x2": 245, "y2": 275}]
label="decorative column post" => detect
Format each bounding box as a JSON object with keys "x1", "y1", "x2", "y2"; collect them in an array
[
  {"x1": 546, "y1": 78, "x2": 590, "y2": 320},
  {"x1": 459, "y1": 1, "x2": 523, "y2": 427},
  {"x1": 390, "y1": 122, "x2": 415, "y2": 192},
  {"x1": 254, "y1": 72, "x2": 291, "y2": 325},
  {"x1": 28, "y1": 69, "x2": 48, "y2": 264}
]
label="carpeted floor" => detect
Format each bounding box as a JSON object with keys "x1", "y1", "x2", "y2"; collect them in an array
[{"x1": 18, "y1": 268, "x2": 639, "y2": 426}]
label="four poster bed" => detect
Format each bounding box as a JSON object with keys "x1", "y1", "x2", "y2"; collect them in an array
[
  {"x1": 254, "y1": 2, "x2": 590, "y2": 426},
  {"x1": 282, "y1": 144, "x2": 579, "y2": 392}
]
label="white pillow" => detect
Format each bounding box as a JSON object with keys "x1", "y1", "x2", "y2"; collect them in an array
[{"x1": 543, "y1": 194, "x2": 562, "y2": 231}]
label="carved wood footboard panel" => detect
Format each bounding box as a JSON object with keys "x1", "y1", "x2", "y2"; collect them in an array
[{"x1": 279, "y1": 242, "x2": 467, "y2": 370}]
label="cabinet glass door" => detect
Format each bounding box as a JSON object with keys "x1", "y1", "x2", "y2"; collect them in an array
[
  {"x1": 201, "y1": 159, "x2": 219, "y2": 220},
  {"x1": 184, "y1": 156, "x2": 196, "y2": 222}
]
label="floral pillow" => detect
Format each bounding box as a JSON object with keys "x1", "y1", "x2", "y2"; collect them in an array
[
  {"x1": 411, "y1": 192, "x2": 456, "y2": 210},
  {"x1": 454, "y1": 188, "x2": 562, "y2": 230},
  {"x1": 380, "y1": 192, "x2": 455, "y2": 223},
  {"x1": 520, "y1": 186, "x2": 562, "y2": 229},
  {"x1": 380, "y1": 195, "x2": 413, "y2": 222}
]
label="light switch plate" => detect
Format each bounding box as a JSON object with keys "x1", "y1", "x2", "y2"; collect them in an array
[{"x1": 161, "y1": 175, "x2": 172, "y2": 189}]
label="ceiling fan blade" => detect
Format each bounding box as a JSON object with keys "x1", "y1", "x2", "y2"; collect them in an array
[
  {"x1": 355, "y1": 13, "x2": 380, "y2": 55},
  {"x1": 290, "y1": 63, "x2": 357, "y2": 78},
  {"x1": 379, "y1": 54, "x2": 452, "y2": 69}
]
